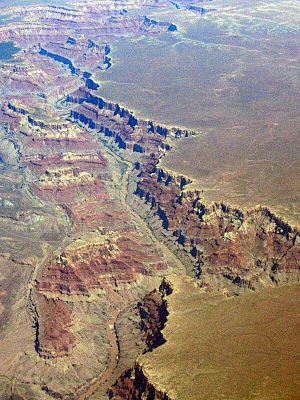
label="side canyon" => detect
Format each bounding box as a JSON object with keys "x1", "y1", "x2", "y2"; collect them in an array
[{"x1": 0, "y1": 1, "x2": 299, "y2": 400}]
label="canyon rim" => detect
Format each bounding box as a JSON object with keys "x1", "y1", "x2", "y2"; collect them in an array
[{"x1": 0, "y1": 0, "x2": 299, "y2": 399}]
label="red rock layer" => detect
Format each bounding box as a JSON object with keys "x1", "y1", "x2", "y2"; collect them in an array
[
  {"x1": 36, "y1": 236, "x2": 166, "y2": 295},
  {"x1": 108, "y1": 365, "x2": 173, "y2": 400},
  {"x1": 66, "y1": 86, "x2": 300, "y2": 292},
  {"x1": 35, "y1": 294, "x2": 75, "y2": 359},
  {"x1": 0, "y1": 1, "x2": 298, "y2": 389},
  {"x1": 68, "y1": 87, "x2": 193, "y2": 155},
  {"x1": 2, "y1": 95, "x2": 170, "y2": 360},
  {"x1": 137, "y1": 290, "x2": 168, "y2": 352},
  {"x1": 136, "y1": 156, "x2": 300, "y2": 290},
  {"x1": 109, "y1": 281, "x2": 173, "y2": 400}
]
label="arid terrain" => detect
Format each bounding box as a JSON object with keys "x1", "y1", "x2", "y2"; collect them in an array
[
  {"x1": 112, "y1": 276, "x2": 300, "y2": 400},
  {"x1": 0, "y1": 0, "x2": 299, "y2": 399},
  {"x1": 99, "y1": 0, "x2": 300, "y2": 225}
]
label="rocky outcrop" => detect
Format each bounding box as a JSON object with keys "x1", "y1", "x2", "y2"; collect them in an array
[
  {"x1": 39, "y1": 44, "x2": 104, "y2": 90},
  {"x1": 187, "y1": 5, "x2": 216, "y2": 14},
  {"x1": 135, "y1": 156, "x2": 300, "y2": 291},
  {"x1": 108, "y1": 364, "x2": 174, "y2": 400},
  {"x1": 111, "y1": 276, "x2": 300, "y2": 400},
  {"x1": 67, "y1": 87, "x2": 196, "y2": 154},
  {"x1": 34, "y1": 295, "x2": 75, "y2": 359},
  {"x1": 143, "y1": 16, "x2": 177, "y2": 31},
  {"x1": 4, "y1": 104, "x2": 90, "y2": 147},
  {"x1": 7, "y1": 101, "x2": 30, "y2": 115},
  {"x1": 137, "y1": 289, "x2": 168, "y2": 352},
  {"x1": 0, "y1": 0, "x2": 299, "y2": 398},
  {"x1": 170, "y1": 0, "x2": 216, "y2": 14},
  {"x1": 39, "y1": 48, "x2": 80, "y2": 76},
  {"x1": 66, "y1": 81, "x2": 300, "y2": 294},
  {"x1": 0, "y1": 4, "x2": 177, "y2": 48},
  {"x1": 36, "y1": 233, "x2": 167, "y2": 296},
  {"x1": 109, "y1": 279, "x2": 173, "y2": 399}
]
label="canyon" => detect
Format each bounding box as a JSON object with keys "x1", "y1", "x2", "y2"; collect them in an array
[
  {"x1": 111, "y1": 276, "x2": 300, "y2": 400},
  {"x1": 0, "y1": 0, "x2": 299, "y2": 399}
]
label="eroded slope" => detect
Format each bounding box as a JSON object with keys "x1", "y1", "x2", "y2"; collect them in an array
[{"x1": 112, "y1": 276, "x2": 300, "y2": 400}]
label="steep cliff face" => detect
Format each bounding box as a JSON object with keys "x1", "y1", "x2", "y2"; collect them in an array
[
  {"x1": 65, "y1": 83, "x2": 300, "y2": 294},
  {"x1": 33, "y1": 294, "x2": 75, "y2": 359},
  {"x1": 135, "y1": 156, "x2": 300, "y2": 292},
  {"x1": 109, "y1": 274, "x2": 300, "y2": 400},
  {"x1": 109, "y1": 364, "x2": 174, "y2": 400},
  {"x1": 171, "y1": 0, "x2": 216, "y2": 14},
  {"x1": 67, "y1": 87, "x2": 195, "y2": 155},
  {"x1": 0, "y1": 0, "x2": 299, "y2": 398},
  {"x1": 0, "y1": 79, "x2": 171, "y2": 398},
  {"x1": 137, "y1": 289, "x2": 168, "y2": 352},
  {"x1": 109, "y1": 280, "x2": 173, "y2": 400}
]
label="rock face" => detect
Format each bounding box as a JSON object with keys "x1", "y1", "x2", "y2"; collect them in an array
[
  {"x1": 135, "y1": 156, "x2": 300, "y2": 292},
  {"x1": 36, "y1": 233, "x2": 166, "y2": 296},
  {"x1": 110, "y1": 276, "x2": 300, "y2": 400},
  {"x1": 0, "y1": 2, "x2": 180, "y2": 394},
  {"x1": 137, "y1": 289, "x2": 169, "y2": 352},
  {"x1": 67, "y1": 88, "x2": 193, "y2": 155},
  {"x1": 109, "y1": 280, "x2": 173, "y2": 400},
  {"x1": 34, "y1": 294, "x2": 75, "y2": 359},
  {"x1": 109, "y1": 364, "x2": 173, "y2": 400},
  {"x1": 64, "y1": 83, "x2": 299, "y2": 296},
  {"x1": 0, "y1": 98, "x2": 170, "y2": 395},
  {"x1": 0, "y1": 0, "x2": 299, "y2": 399}
]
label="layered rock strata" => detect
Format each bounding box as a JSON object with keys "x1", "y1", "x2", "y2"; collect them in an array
[
  {"x1": 0, "y1": 0, "x2": 299, "y2": 399},
  {"x1": 66, "y1": 84, "x2": 300, "y2": 294}
]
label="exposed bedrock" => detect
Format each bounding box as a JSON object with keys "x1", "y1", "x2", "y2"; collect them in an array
[
  {"x1": 0, "y1": 92, "x2": 172, "y2": 398},
  {"x1": 31, "y1": 293, "x2": 75, "y2": 359},
  {"x1": 67, "y1": 87, "x2": 195, "y2": 138},
  {"x1": 0, "y1": 4, "x2": 178, "y2": 51},
  {"x1": 39, "y1": 46, "x2": 101, "y2": 90},
  {"x1": 67, "y1": 87, "x2": 195, "y2": 154},
  {"x1": 137, "y1": 289, "x2": 168, "y2": 352},
  {"x1": 143, "y1": 16, "x2": 177, "y2": 32},
  {"x1": 66, "y1": 85, "x2": 300, "y2": 293},
  {"x1": 36, "y1": 234, "x2": 167, "y2": 296},
  {"x1": 170, "y1": 0, "x2": 216, "y2": 14},
  {"x1": 0, "y1": 1, "x2": 298, "y2": 397},
  {"x1": 109, "y1": 279, "x2": 173, "y2": 400},
  {"x1": 134, "y1": 155, "x2": 300, "y2": 292},
  {"x1": 7, "y1": 101, "x2": 29, "y2": 116},
  {"x1": 39, "y1": 48, "x2": 80, "y2": 76},
  {"x1": 109, "y1": 363, "x2": 173, "y2": 400}
]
